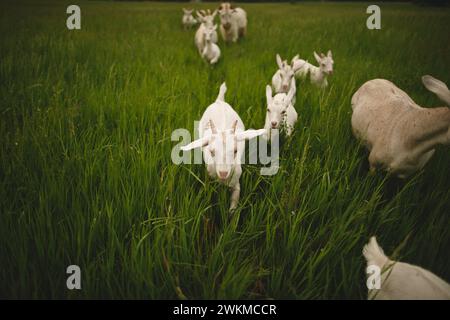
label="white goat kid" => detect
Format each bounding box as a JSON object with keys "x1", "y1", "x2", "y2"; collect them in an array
[
  {"x1": 271, "y1": 54, "x2": 296, "y2": 96},
  {"x1": 194, "y1": 10, "x2": 218, "y2": 55},
  {"x1": 218, "y1": 3, "x2": 247, "y2": 43},
  {"x1": 265, "y1": 78, "x2": 298, "y2": 139},
  {"x1": 293, "y1": 51, "x2": 334, "y2": 88},
  {"x1": 181, "y1": 83, "x2": 266, "y2": 211},
  {"x1": 202, "y1": 25, "x2": 221, "y2": 64},
  {"x1": 363, "y1": 236, "x2": 450, "y2": 300},
  {"x1": 182, "y1": 8, "x2": 197, "y2": 30},
  {"x1": 351, "y1": 76, "x2": 450, "y2": 178}
]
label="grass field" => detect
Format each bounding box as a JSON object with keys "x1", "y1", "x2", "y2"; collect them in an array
[{"x1": 0, "y1": 0, "x2": 449, "y2": 299}]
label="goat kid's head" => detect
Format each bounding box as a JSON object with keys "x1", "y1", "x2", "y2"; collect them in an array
[
  {"x1": 183, "y1": 8, "x2": 194, "y2": 16},
  {"x1": 181, "y1": 120, "x2": 266, "y2": 181},
  {"x1": 314, "y1": 50, "x2": 334, "y2": 75},
  {"x1": 204, "y1": 24, "x2": 218, "y2": 42},
  {"x1": 266, "y1": 79, "x2": 296, "y2": 130},
  {"x1": 276, "y1": 54, "x2": 295, "y2": 93},
  {"x1": 218, "y1": 3, "x2": 236, "y2": 30}
]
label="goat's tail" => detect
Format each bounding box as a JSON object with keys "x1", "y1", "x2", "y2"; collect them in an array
[
  {"x1": 363, "y1": 236, "x2": 388, "y2": 268},
  {"x1": 216, "y1": 82, "x2": 227, "y2": 102}
]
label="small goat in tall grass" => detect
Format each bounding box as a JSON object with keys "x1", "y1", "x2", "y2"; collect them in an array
[{"x1": 181, "y1": 83, "x2": 266, "y2": 211}]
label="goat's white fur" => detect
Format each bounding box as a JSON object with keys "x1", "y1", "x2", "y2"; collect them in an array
[
  {"x1": 218, "y1": 3, "x2": 247, "y2": 43},
  {"x1": 201, "y1": 24, "x2": 221, "y2": 64},
  {"x1": 182, "y1": 8, "x2": 197, "y2": 30},
  {"x1": 293, "y1": 51, "x2": 334, "y2": 88},
  {"x1": 363, "y1": 236, "x2": 450, "y2": 300},
  {"x1": 265, "y1": 78, "x2": 298, "y2": 139},
  {"x1": 181, "y1": 83, "x2": 266, "y2": 211},
  {"x1": 271, "y1": 54, "x2": 297, "y2": 101},
  {"x1": 195, "y1": 10, "x2": 218, "y2": 55},
  {"x1": 351, "y1": 76, "x2": 450, "y2": 178}
]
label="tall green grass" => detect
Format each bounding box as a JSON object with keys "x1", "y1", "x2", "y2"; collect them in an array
[{"x1": 0, "y1": 1, "x2": 449, "y2": 299}]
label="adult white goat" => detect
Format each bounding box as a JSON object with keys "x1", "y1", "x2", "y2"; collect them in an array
[
  {"x1": 181, "y1": 83, "x2": 266, "y2": 211},
  {"x1": 351, "y1": 76, "x2": 450, "y2": 178},
  {"x1": 292, "y1": 51, "x2": 334, "y2": 88},
  {"x1": 264, "y1": 78, "x2": 298, "y2": 139},
  {"x1": 218, "y1": 2, "x2": 247, "y2": 43},
  {"x1": 182, "y1": 8, "x2": 197, "y2": 30},
  {"x1": 363, "y1": 236, "x2": 450, "y2": 300},
  {"x1": 201, "y1": 25, "x2": 221, "y2": 64},
  {"x1": 195, "y1": 10, "x2": 218, "y2": 55}
]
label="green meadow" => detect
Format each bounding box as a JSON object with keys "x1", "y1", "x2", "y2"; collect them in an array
[{"x1": 0, "y1": 1, "x2": 449, "y2": 299}]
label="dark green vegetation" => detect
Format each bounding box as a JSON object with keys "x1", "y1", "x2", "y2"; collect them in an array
[{"x1": 0, "y1": 1, "x2": 449, "y2": 299}]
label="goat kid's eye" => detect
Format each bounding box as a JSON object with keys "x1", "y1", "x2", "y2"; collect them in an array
[
  {"x1": 281, "y1": 111, "x2": 286, "y2": 115},
  {"x1": 210, "y1": 150, "x2": 215, "y2": 156},
  {"x1": 267, "y1": 108, "x2": 270, "y2": 112}
]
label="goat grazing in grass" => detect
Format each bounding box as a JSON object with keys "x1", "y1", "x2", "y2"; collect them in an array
[
  {"x1": 181, "y1": 83, "x2": 266, "y2": 211},
  {"x1": 351, "y1": 75, "x2": 450, "y2": 178},
  {"x1": 292, "y1": 51, "x2": 334, "y2": 88},
  {"x1": 363, "y1": 236, "x2": 450, "y2": 300},
  {"x1": 218, "y1": 2, "x2": 247, "y2": 43}
]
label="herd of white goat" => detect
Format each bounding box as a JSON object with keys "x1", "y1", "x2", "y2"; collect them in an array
[{"x1": 181, "y1": 4, "x2": 450, "y2": 300}]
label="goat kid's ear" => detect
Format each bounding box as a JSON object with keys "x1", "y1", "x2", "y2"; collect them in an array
[
  {"x1": 180, "y1": 136, "x2": 210, "y2": 151},
  {"x1": 276, "y1": 54, "x2": 283, "y2": 69},
  {"x1": 422, "y1": 75, "x2": 450, "y2": 106},
  {"x1": 236, "y1": 129, "x2": 267, "y2": 141},
  {"x1": 213, "y1": 24, "x2": 218, "y2": 30},
  {"x1": 196, "y1": 11, "x2": 205, "y2": 20},
  {"x1": 212, "y1": 9, "x2": 218, "y2": 18},
  {"x1": 314, "y1": 51, "x2": 321, "y2": 63},
  {"x1": 291, "y1": 54, "x2": 299, "y2": 65},
  {"x1": 327, "y1": 50, "x2": 332, "y2": 58},
  {"x1": 266, "y1": 85, "x2": 273, "y2": 104}
]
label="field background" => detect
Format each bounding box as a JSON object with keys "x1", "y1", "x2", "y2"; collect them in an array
[{"x1": 0, "y1": 0, "x2": 449, "y2": 299}]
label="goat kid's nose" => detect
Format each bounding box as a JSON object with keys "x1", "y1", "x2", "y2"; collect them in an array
[
  {"x1": 218, "y1": 171, "x2": 228, "y2": 179},
  {"x1": 271, "y1": 121, "x2": 278, "y2": 128}
]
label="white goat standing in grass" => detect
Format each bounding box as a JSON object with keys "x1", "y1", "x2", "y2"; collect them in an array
[
  {"x1": 351, "y1": 75, "x2": 450, "y2": 178},
  {"x1": 218, "y1": 2, "x2": 247, "y2": 43},
  {"x1": 264, "y1": 78, "x2": 298, "y2": 140},
  {"x1": 195, "y1": 10, "x2": 218, "y2": 55},
  {"x1": 272, "y1": 54, "x2": 297, "y2": 97},
  {"x1": 363, "y1": 236, "x2": 450, "y2": 300},
  {"x1": 182, "y1": 8, "x2": 197, "y2": 30},
  {"x1": 201, "y1": 25, "x2": 221, "y2": 64},
  {"x1": 181, "y1": 83, "x2": 266, "y2": 211},
  {"x1": 292, "y1": 51, "x2": 334, "y2": 88}
]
